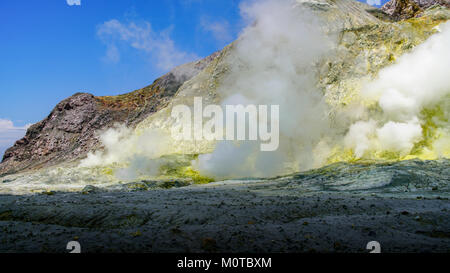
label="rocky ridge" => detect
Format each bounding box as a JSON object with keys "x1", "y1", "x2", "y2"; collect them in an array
[
  {"x1": 1, "y1": 0, "x2": 449, "y2": 176},
  {"x1": 133, "y1": 0, "x2": 450, "y2": 158},
  {"x1": 0, "y1": 52, "x2": 219, "y2": 175},
  {"x1": 381, "y1": 0, "x2": 450, "y2": 20}
]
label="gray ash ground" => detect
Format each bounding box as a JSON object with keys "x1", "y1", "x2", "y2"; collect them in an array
[{"x1": 0, "y1": 159, "x2": 449, "y2": 253}]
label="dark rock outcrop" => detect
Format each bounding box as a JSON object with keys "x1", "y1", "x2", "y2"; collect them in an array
[
  {"x1": 0, "y1": 52, "x2": 219, "y2": 175},
  {"x1": 381, "y1": 0, "x2": 450, "y2": 20}
]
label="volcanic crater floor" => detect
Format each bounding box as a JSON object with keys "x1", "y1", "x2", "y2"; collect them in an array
[{"x1": 0, "y1": 161, "x2": 449, "y2": 253}]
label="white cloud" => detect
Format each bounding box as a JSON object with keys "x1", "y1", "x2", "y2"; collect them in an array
[
  {"x1": 0, "y1": 119, "x2": 30, "y2": 158},
  {"x1": 97, "y1": 19, "x2": 199, "y2": 71},
  {"x1": 66, "y1": 0, "x2": 81, "y2": 6},
  {"x1": 0, "y1": 119, "x2": 31, "y2": 132},
  {"x1": 200, "y1": 17, "x2": 233, "y2": 43},
  {"x1": 366, "y1": 0, "x2": 381, "y2": 6},
  {"x1": 103, "y1": 44, "x2": 120, "y2": 63}
]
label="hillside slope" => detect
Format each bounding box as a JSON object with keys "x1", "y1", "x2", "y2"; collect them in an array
[
  {"x1": 0, "y1": 52, "x2": 219, "y2": 175},
  {"x1": 1, "y1": 0, "x2": 449, "y2": 178}
]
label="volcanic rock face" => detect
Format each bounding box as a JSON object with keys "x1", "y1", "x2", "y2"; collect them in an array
[
  {"x1": 414, "y1": 0, "x2": 450, "y2": 9},
  {"x1": 1, "y1": 0, "x2": 449, "y2": 177},
  {"x1": 382, "y1": 0, "x2": 450, "y2": 20},
  {"x1": 1, "y1": 0, "x2": 449, "y2": 254},
  {"x1": 0, "y1": 52, "x2": 219, "y2": 175},
  {"x1": 135, "y1": 0, "x2": 450, "y2": 156}
]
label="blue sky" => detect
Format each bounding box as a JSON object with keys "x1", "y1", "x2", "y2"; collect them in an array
[{"x1": 0, "y1": 0, "x2": 388, "y2": 157}]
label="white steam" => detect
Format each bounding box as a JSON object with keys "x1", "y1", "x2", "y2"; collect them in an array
[
  {"x1": 195, "y1": 0, "x2": 336, "y2": 178},
  {"x1": 363, "y1": 23, "x2": 450, "y2": 116},
  {"x1": 345, "y1": 21, "x2": 450, "y2": 158},
  {"x1": 79, "y1": 125, "x2": 173, "y2": 180},
  {"x1": 80, "y1": 2, "x2": 450, "y2": 181},
  {"x1": 344, "y1": 120, "x2": 377, "y2": 158},
  {"x1": 376, "y1": 119, "x2": 423, "y2": 154}
]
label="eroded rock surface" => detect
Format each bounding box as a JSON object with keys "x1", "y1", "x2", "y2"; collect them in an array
[
  {"x1": 381, "y1": 0, "x2": 450, "y2": 20},
  {"x1": 1, "y1": 0, "x2": 449, "y2": 177},
  {"x1": 0, "y1": 52, "x2": 219, "y2": 175}
]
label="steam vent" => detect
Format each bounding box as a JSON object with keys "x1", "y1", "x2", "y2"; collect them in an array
[{"x1": 0, "y1": 0, "x2": 449, "y2": 254}]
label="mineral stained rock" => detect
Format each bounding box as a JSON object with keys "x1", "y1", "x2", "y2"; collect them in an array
[
  {"x1": 133, "y1": 0, "x2": 450, "y2": 158},
  {"x1": 381, "y1": 0, "x2": 450, "y2": 20},
  {"x1": 1, "y1": 0, "x2": 449, "y2": 176},
  {"x1": 0, "y1": 0, "x2": 449, "y2": 253}
]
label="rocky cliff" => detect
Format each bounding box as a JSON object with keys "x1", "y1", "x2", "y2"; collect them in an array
[
  {"x1": 1, "y1": 0, "x2": 449, "y2": 254},
  {"x1": 381, "y1": 0, "x2": 450, "y2": 20},
  {"x1": 0, "y1": 52, "x2": 219, "y2": 175},
  {"x1": 1, "y1": 0, "x2": 449, "y2": 179}
]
